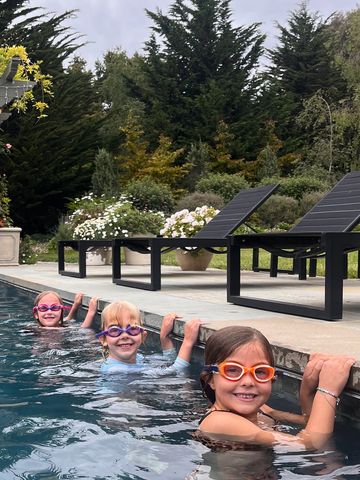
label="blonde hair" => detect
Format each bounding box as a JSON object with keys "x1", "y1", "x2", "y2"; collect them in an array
[
  {"x1": 99, "y1": 301, "x2": 144, "y2": 359},
  {"x1": 101, "y1": 300, "x2": 143, "y2": 330}
]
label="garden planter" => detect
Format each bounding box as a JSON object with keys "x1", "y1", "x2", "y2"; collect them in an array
[
  {"x1": 86, "y1": 246, "x2": 112, "y2": 266},
  {"x1": 124, "y1": 233, "x2": 154, "y2": 265},
  {"x1": 0, "y1": 227, "x2": 21, "y2": 265},
  {"x1": 175, "y1": 249, "x2": 213, "y2": 271}
]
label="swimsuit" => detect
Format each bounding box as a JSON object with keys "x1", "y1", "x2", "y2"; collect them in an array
[{"x1": 100, "y1": 348, "x2": 190, "y2": 374}]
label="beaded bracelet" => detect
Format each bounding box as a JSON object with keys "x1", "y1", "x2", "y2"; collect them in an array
[{"x1": 316, "y1": 387, "x2": 340, "y2": 406}]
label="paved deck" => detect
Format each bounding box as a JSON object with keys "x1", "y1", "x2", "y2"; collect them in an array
[{"x1": 1, "y1": 261, "x2": 360, "y2": 397}]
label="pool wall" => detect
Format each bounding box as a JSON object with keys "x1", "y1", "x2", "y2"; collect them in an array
[{"x1": 1, "y1": 275, "x2": 360, "y2": 426}]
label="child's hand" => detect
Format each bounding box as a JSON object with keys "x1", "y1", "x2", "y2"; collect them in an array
[
  {"x1": 73, "y1": 292, "x2": 84, "y2": 307},
  {"x1": 318, "y1": 356, "x2": 356, "y2": 396},
  {"x1": 302, "y1": 354, "x2": 328, "y2": 393},
  {"x1": 160, "y1": 312, "x2": 180, "y2": 340},
  {"x1": 183, "y1": 318, "x2": 202, "y2": 346},
  {"x1": 88, "y1": 297, "x2": 98, "y2": 315}
]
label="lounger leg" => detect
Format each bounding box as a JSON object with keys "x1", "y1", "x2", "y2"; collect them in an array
[
  {"x1": 78, "y1": 242, "x2": 87, "y2": 278},
  {"x1": 309, "y1": 258, "x2": 317, "y2": 277},
  {"x1": 252, "y1": 248, "x2": 259, "y2": 271},
  {"x1": 112, "y1": 240, "x2": 121, "y2": 282},
  {"x1": 343, "y1": 254, "x2": 348, "y2": 280},
  {"x1": 227, "y1": 242, "x2": 240, "y2": 299},
  {"x1": 324, "y1": 238, "x2": 343, "y2": 320},
  {"x1": 150, "y1": 241, "x2": 161, "y2": 290},
  {"x1": 58, "y1": 241, "x2": 65, "y2": 273},
  {"x1": 298, "y1": 258, "x2": 307, "y2": 280},
  {"x1": 270, "y1": 254, "x2": 278, "y2": 277}
]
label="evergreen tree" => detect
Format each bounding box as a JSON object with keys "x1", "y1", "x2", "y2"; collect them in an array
[
  {"x1": 131, "y1": 0, "x2": 265, "y2": 158},
  {"x1": 92, "y1": 148, "x2": 119, "y2": 197},
  {"x1": 265, "y1": 2, "x2": 346, "y2": 153},
  {"x1": 0, "y1": 3, "x2": 102, "y2": 233}
]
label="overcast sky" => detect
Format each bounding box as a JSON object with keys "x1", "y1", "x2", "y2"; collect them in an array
[{"x1": 31, "y1": 0, "x2": 359, "y2": 69}]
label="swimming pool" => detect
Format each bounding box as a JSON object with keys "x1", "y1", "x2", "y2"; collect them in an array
[{"x1": 1, "y1": 281, "x2": 360, "y2": 479}]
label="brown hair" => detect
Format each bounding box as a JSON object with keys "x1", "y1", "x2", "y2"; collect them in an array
[
  {"x1": 200, "y1": 326, "x2": 274, "y2": 404},
  {"x1": 33, "y1": 290, "x2": 65, "y2": 326}
]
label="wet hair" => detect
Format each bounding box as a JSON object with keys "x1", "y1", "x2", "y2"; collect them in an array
[
  {"x1": 200, "y1": 326, "x2": 274, "y2": 404},
  {"x1": 33, "y1": 290, "x2": 65, "y2": 326},
  {"x1": 100, "y1": 300, "x2": 143, "y2": 330}
]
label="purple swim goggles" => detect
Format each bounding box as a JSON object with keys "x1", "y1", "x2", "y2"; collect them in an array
[
  {"x1": 96, "y1": 324, "x2": 144, "y2": 338},
  {"x1": 33, "y1": 304, "x2": 71, "y2": 313}
]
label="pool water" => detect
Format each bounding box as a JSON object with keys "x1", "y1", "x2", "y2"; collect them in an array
[{"x1": 1, "y1": 282, "x2": 360, "y2": 480}]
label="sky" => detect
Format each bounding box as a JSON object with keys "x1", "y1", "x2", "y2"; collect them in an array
[{"x1": 31, "y1": 0, "x2": 360, "y2": 70}]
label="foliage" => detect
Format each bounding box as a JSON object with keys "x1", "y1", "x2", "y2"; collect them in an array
[
  {"x1": 19, "y1": 235, "x2": 37, "y2": 264},
  {"x1": 183, "y1": 141, "x2": 210, "y2": 192},
  {"x1": 67, "y1": 194, "x2": 164, "y2": 240},
  {"x1": 208, "y1": 120, "x2": 242, "y2": 173},
  {"x1": 117, "y1": 114, "x2": 189, "y2": 194},
  {"x1": 129, "y1": 0, "x2": 265, "y2": 158},
  {"x1": 255, "y1": 120, "x2": 282, "y2": 180},
  {"x1": 124, "y1": 177, "x2": 174, "y2": 214},
  {"x1": 3, "y1": 57, "x2": 102, "y2": 234},
  {"x1": 196, "y1": 173, "x2": 249, "y2": 203},
  {"x1": 297, "y1": 190, "x2": 327, "y2": 217},
  {"x1": 0, "y1": 173, "x2": 12, "y2": 226},
  {"x1": 176, "y1": 192, "x2": 224, "y2": 212},
  {"x1": 261, "y1": 175, "x2": 329, "y2": 200},
  {"x1": 255, "y1": 194, "x2": 299, "y2": 229},
  {"x1": 0, "y1": 45, "x2": 53, "y2": 117},
  {"x1": 160, "y1": 205, "x2": 219, "y2": 238},
  {"x1": 92, "y1": 148, "x2": 119, "y2": 197}
]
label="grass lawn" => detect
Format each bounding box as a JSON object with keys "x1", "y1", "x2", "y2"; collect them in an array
[{"x1": 36, "y1": 245, "x2": 360, "y2": 279}]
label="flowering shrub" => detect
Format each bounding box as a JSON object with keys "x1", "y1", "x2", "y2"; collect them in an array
[
  {"x1": 160, "y1": 205, "x2": 219, "y2": 238},
  {"x1": 67, "y1": 194, "x2": 164, "y2": 240}
]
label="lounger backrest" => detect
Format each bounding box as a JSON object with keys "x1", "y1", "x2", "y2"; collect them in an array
[
  {"x1": 291, "y1": 171, "x2": 360, "y2": 233},
  {"x1": 194, "y1": 184, "x2": 279, "y2": 239}
]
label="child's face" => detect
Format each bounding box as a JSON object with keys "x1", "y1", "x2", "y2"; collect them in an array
[
  {"x1": 100, "y1": 310, "x2": 146, "y2": 364},
  {"x1": 209, "y1": 340, "x2": 273, "y2": 423},
  {"x1": 34, "y1": 293, "x2": 63, "y2": 328}
]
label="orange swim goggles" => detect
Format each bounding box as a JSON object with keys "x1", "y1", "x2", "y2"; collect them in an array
[{"x1": 204, "y1": 362, "x2": 276, "y2": 383}]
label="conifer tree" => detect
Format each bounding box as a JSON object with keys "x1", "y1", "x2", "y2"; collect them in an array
[{"x1": 132, "y1": 0, "x2": 264, "y2": 158}]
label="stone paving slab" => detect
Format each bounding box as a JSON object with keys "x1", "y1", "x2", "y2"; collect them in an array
[{"x1": 1, "y1": 261, "x2": 360, "y2": 394}]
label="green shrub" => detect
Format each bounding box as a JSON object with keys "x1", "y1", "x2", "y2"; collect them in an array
[
  {"x1": 124, "y1": 177, "x2": 174, "y2": 214},
  {"x1": 256, "y1": 194, "x2": 299, "y2": 229},
  {"x1": 261, "y1": 175, "x2": 329, "y2": 200},
  {"x1": 196, "y1": 173, "x2": 249, "y2": 204},
  {"x1": 176, "y1": 192, "x2": 224, "y2": 211},
  {"x1": 92, "y1": 148, "x2": 120, "y2": 197},
  {"x1": 19, "y1": 235, "x2": 37, "y2": 264},
  {"x1": 298, "y1": 190, "x2": 326, "y2": 217},
  {"x1": 0, "y1": 173, "x2": 12, "y2": 226}
]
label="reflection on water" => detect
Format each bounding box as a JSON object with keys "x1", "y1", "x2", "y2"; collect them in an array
[{"x1": 0, "y1": 282, "x2": 360, "y2": 479}]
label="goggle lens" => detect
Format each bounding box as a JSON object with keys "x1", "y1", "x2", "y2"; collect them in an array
[
  {"x1": 206, "y1": 362, "x2": 275, "y2": 383},
  {"x1": 36, "y1": 304, "x2": 63, "y2": 312},
  {"x1": 96, "y1": 325, "x2": 144, "y2": 338}
]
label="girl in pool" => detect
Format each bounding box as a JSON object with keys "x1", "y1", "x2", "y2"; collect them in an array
[
  {"x1": 33, "y1": 290, "x2": 98, "y2": 329},
  {"x1": 96, "y1": 300, "x2": 202, "y2": 373},
  {"x1": 196, "y1": 326, "x2": 355, "y2": 449}
]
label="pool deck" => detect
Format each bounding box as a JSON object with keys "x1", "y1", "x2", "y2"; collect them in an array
[{"x1": 1, "y1": 261, "x2": 360, "y2": 400}]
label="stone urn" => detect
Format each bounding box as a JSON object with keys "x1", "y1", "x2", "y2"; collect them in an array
[
  {"x1": 175, "y1": 248, "x2": 213, "y2": 271},
  {"x1": 0, "y1": 227, "x2": 21, "y2": 265}
]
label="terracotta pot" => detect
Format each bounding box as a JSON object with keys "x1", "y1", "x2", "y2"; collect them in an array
[{"x1": 175, "y1": 249, "x2": 213, "y2": 271}]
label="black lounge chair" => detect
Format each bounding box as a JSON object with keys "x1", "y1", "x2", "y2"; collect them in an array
[
  {"x1": 253, "y1": 171, "x2": 360, "y2": 279},
  {"x1": 112, "y1": 184, "x2": 278, "y2": 290},
  {"x1": 227, "y1": 171, "x2": 360, "y2": 320}
]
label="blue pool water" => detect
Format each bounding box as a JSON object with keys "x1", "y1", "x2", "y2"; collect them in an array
[{"x1": 1, "y1": 281, "x2": 360, "y2": 480}]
